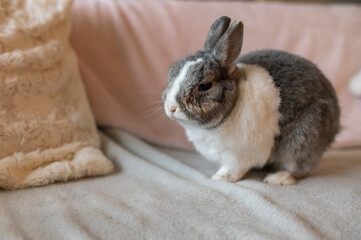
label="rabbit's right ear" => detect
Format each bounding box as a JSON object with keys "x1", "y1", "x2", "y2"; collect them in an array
[
  {"x1": 212, "y1": 21, "x2": 243, "y2": 67},
  {"x1": 203, "y1": 16, "x2": 231, "y2": 52}
]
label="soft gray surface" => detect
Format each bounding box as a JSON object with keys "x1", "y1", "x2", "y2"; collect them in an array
[{"x1": 0, "y1": 128, "x2": 360, "y2": 240}]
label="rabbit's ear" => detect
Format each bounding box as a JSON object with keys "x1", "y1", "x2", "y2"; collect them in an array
[
  {"x1": 203, "y1": 16, "x2": 231, "y2": 52},
  {"x1": 212, "y1": 21, "x2": 243, "y2": 67}
]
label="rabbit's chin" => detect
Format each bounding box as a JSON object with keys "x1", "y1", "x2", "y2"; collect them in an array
[{"x1": 167, "y1": 111, "x2": 188, "y2": 123}]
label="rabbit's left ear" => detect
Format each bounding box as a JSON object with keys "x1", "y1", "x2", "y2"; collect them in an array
[
  {"x1": 203, "y1": 16, "x2": 231, "y2": 52},
  {"x1": 212, "y1": 21, "x2": 243, "y2": 67}
]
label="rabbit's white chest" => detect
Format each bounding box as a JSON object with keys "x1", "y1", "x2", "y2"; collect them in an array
[
  {"x1": 185, "y1": 127, "x2": 240, "y2": 163},
  {"x1": 184, "y1": 64, "x2": 281, "y2": 169}
]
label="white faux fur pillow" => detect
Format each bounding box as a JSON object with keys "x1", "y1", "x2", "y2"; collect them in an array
[{"x1": 0, "y1": 0, "x2": 113, "y2": 189}]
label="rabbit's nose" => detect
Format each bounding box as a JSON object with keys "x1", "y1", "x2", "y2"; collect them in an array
[{"x1": 170, "y1": 106, "x2": 177, "y2": 113}]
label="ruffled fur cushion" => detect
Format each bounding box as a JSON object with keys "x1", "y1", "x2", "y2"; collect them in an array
[{"x1": 0, "y1": 0, "x2": 113, "y2": 189}]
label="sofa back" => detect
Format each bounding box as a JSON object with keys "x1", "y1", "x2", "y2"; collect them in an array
[{"x1": 70, "y1": 0, "x2": 361, "y2": 149}]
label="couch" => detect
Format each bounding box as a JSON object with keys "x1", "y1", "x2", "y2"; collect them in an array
[{"x1": 0, "y1": 0, "x2": 360, "y2": 239}]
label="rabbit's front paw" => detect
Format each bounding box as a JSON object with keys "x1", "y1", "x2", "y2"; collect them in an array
[
  {"x1": 264, "y1": 171, "x2": 297, "y2": 185},
  {"x1": 211, "y1": 167, "x2": 245, "y2": 182}
]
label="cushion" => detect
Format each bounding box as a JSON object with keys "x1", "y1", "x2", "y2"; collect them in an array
[
  {"x1": 70, "y1": 0, "x2": 361, "y2": 150},
  {"x1": 0, "y1": 0, "x2": 113, "y2": 190}
]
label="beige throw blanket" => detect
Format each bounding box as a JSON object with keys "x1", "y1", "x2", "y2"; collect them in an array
[{"x1": 0, "y1": 128, "x2": 360, "y2": 239}]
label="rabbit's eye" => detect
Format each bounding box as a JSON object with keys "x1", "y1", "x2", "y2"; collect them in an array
[{"x1": 198, "y1": 82, "x2": 213, "y2": 92}]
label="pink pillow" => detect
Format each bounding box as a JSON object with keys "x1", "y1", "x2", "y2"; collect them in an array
[{"x1": 70, "y1": 0, "x2": 361, "y2": 150}]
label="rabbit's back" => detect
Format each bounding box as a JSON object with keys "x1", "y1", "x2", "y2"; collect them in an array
[
  {"x1": 238, "y1": 50, "x2": 340, "y2": 176},
  {"x1": 238, "y1": 49, "x2": 339, "y2": 127}
]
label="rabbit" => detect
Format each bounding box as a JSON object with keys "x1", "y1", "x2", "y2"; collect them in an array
[{"x1": 162, "y1": 16, "x2": 340, "y2": 185}]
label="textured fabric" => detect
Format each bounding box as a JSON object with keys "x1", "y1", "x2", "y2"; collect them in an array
[
  {"x1": 0, "y1": 128, "x2": 360, "y2": 239},
  {"x1": 70, "y1": 0, "x2": 361, "y2": 150},
  {"x1": 0, "y1": 0, "x2": 113, "y2": 189}
]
